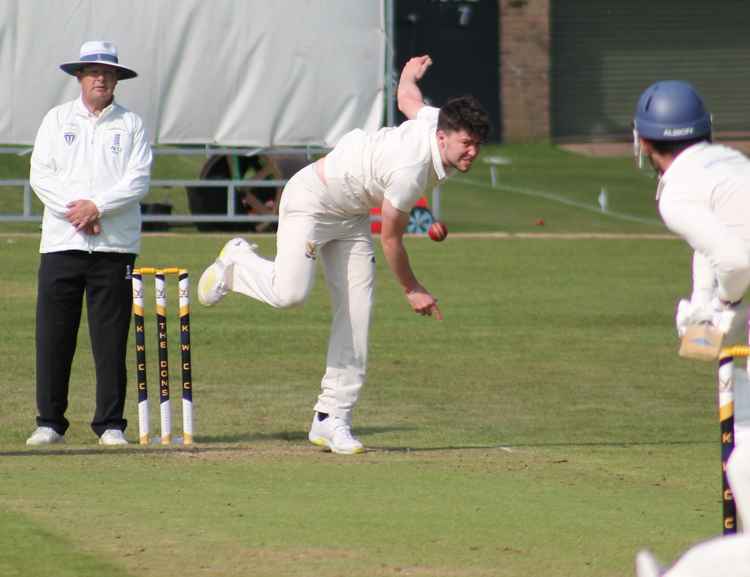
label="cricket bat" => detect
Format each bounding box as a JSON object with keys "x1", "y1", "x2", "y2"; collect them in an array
[{"x1": 679, "y1": 323, "x2": 724, "y2": 361}]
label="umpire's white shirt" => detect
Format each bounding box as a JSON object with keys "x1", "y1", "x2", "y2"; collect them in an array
[
  {"x1": 30, "y1": 97, "x2": 152, "y2": 254},
  {"x1": 322, "y1": 105, "x2": 446, "y2": 214},
  {"x1": 657, "y1": 142, "x2": 750, "y2": 304}
]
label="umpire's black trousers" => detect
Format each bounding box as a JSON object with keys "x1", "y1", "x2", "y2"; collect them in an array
[{"x1": 36, "y1": 251, "x2": 136, "y2": 437}]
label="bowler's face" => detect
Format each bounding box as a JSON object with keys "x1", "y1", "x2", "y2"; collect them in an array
[
  {"x1": 437, "y1": 129, "x2": 481, "y2": 173},
  {"x1": 77, "y1": 65, "x2": 118, "y2": 111}
]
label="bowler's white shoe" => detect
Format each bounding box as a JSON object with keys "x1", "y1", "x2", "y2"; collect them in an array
[
  {"x1": 308, "y1": 412, "x2": 365, "y2": 454},
  {"x1": 218, "y1": 237, "x2": 258, "y2": 263},
  {"x1": 635, "y1": 550, "x2": 663, "y2": 577},
  {"x1": 197, "y1": 237, "x2": 258, "y2": 306},
  {"x1": 26, "y1": 426, "x2": 64, "y2": 446},
  {"x1": 197, "y1": 259, "x2": 229, "y2": 306},
  {"x1": 99, "y1": 429, "x2": 129, "y2": 446}
]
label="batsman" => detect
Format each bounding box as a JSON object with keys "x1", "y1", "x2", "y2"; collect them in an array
[
  {"x1": 197, "y1": 55, "x2": 490, "y2": 454},
  {"x1": 633, "y1": 80, "x2": 750, "y2": 446}
]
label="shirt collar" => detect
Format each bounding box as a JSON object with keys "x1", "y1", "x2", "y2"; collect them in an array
[
  {"x1": 661, "y1": 141, "x2": 709, "y2": 179},
  {"x1": 75, "y1": 95, "x2": 116, "y2": 119},
  {"x1": 429, "y1": 129, "x2": 448, "y2": 181},
  {"x1": 655, "y1": 141, "x2": 709, "y2": 200}
]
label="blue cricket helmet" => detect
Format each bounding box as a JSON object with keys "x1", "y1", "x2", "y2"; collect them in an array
[{"x1": 633, "y1": 81, "x2": 711, "y2": 141}]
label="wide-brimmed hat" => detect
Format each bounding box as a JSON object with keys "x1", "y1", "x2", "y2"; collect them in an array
[{"x1": 60, "y1": 40, "x2": 137, "y2": 80}]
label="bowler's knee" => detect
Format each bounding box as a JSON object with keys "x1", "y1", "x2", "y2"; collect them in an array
[{"x1": 274, "y1": 287, "x2": 308, "y2": 309}]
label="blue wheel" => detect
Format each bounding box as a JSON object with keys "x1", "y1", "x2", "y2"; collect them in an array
[{"x1": 407, "y1": 206, "x2": 434, "y2": 234}]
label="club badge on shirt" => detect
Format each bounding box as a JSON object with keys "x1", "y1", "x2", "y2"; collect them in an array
[
  {"x1": 63, "y1": 132, "x2": 76, "y2": 146},
  {"x1": 110, "y1": 133, "x2": 122, "y2": 154}
]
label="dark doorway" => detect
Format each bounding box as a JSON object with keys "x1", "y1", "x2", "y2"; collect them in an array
[{"x1": 395, "y1": 0, "x2": 501, "y2": 141}]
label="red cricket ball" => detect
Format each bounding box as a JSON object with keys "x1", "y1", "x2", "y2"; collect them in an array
[{"x1": 428, "y1": 221, "x2": 448, "y2": 242}]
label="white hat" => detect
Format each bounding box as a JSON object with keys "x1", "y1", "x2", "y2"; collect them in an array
[{"x1": 60, "y1": 40, "x2": 137, "y2": 80}]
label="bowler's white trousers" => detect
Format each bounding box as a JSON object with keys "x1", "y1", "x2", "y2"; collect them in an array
[{"x1": 229, "y1": 164, "x2": 375, "y2": 422}]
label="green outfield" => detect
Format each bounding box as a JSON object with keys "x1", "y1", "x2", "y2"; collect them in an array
[{"x1": 0, "y1": 145, "x2": 723, "y2": 577}]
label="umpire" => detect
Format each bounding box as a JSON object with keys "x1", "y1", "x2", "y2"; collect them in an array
[{"x1": 27, "y1": 41, "x2": 152, "y2": 446}]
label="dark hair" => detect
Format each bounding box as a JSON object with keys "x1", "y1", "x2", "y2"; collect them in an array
[
  {"x1": 438, "y1": 96, "x2": 491, "y2": 143},
  {"x1": 647, "y1": 135, "x2": 711, "y2": 155}
]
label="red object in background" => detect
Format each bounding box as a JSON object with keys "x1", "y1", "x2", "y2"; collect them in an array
[{"x1": 370, "y1": 196, "x2": 429, "y2": 233}]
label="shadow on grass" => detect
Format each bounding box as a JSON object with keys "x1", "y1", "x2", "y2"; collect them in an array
[
  {"x1": 370, "y1": 439, "x2": 715, "y2": 452},
  {"x1": 0, "y1": 437, "x2": 714, "y2": 458},
  {"x1": 199, "y1": 423, "x2": 416, "y2": 444}
]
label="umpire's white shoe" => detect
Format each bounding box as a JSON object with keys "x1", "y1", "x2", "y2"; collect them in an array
[
  {"x1": 26, "y1": 426, "x2": 64, "y2": 446},
  {"x1": 308, "y1": 412, "x2": 365, "y2": 454},
  {"x1": 99, "y1": 429, "x2": 129, "y2": 446},
  {"x1": 197, "y1": 237, "x2": 257, "y2": 306},
  {"x1": 635, "y1": 550, "x2": 663, "y2": 577}
]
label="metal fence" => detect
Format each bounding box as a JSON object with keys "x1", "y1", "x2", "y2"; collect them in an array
[
  {"x1": 0, "y1": 146, "x2": 309, "y2": 224},
  {"x1": 0, "y1": 145, "x2": 442, "y2": 225}
]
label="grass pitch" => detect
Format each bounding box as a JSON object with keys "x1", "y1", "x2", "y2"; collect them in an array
[{"x1": 0, "y1": 144, "x2": 725, "y2": 577}]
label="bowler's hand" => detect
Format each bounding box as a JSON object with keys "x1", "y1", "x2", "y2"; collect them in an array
[
  {"x1": 65, "y1": 199, "x2": 100, "y2": 232},
  {"x1": 406, "y1": 285, "x2": 443, "y2": 320},
  {"x1": 403, "y1": 55, "x2": 432, "y2": 82}
]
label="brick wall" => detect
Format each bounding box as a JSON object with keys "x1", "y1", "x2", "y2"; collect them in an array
[{"x1": 499, "y1": 0, "x2": 550, "y2": 142}]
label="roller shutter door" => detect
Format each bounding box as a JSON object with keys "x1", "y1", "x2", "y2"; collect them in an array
[{"x1": 551, "y1": 0, "x2": 750, "y2": 141}]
